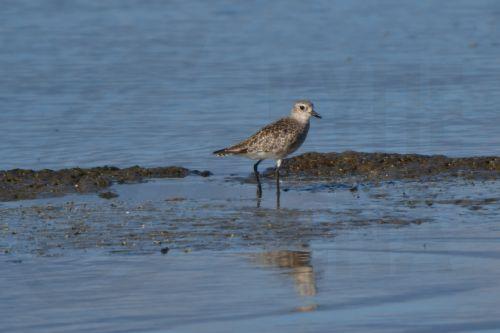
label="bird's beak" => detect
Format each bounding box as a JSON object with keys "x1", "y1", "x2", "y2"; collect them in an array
[{"x1": 311, "y1": 110, "x2": 322, "y2": 119}]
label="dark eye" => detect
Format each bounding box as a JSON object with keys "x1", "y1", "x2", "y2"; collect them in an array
[{"x1": 299, "y1": 105, "x2": 305, "y2": 110}]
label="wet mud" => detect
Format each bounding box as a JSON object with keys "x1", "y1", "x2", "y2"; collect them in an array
[
  {"x1": 0, "y1": 200, "x2": 429, "y2": 256},
  {"x1": 269, "y1": 151, "x2": 500, "y2": 181},
  {"x1": 1, "y1": 176, "x2": 498, "y2": 257},
  {"x1": 2, "y1": 152, "x2": 498, "y2": 202},
  {"x1": 0, "y1": 166, "x2": 211, "y2": 202}
]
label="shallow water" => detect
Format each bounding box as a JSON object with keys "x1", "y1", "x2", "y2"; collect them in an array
[
  {"x1": 1, "y1": 0, "x2": 500, "y2": 173},
  {"x1": 1, "y1": 1, "x2": 500, "y2": 332},
  {"x1": 3, "y1": 242, "x2": 500, "y2": 333},
  {"x1": 1, "y1": 176, "x2": 500, "y2": 332}
]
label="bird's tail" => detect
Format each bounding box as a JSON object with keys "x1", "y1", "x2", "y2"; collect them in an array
[{"x1": 213, "y1": 146, "x2": 247, "y2": 156}]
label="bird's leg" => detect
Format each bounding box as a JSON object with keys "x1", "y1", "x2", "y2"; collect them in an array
[
  {"x1": 254, "y1": 160, "x2": 263, "y2": 199},
  {"x1": 276, "y1": 159, "x2": 282, "y2": 209}
]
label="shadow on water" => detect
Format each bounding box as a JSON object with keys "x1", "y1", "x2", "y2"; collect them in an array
[
  {"x1": 248, "y1": 199, "x2": 318, "y2": 310},
  {"x1": 251, "y1": 250, "x2": 317, "y2": 298}
]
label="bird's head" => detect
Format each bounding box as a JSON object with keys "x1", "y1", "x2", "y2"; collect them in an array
[{"x1": 291, "y1": 100, "x2": 321, "y2": 122}]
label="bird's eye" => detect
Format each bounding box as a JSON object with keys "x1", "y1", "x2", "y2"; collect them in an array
[{"x1": 299, "y1": 105, "x2": 305, "y2": 111}]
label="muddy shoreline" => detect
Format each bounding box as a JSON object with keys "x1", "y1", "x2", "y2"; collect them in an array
[
  {"x1": 1, "y1": 151, "x2": 498, "y2": 202},
  {"x1": 0, "y1": 165, "x2": 211, "y2": 201},
  {"x1": 1, "y1": 174, "x2": 498, "y2": 256},
  {"x1": 268, "y1": 151, "x2": 499, "y2": 180}
]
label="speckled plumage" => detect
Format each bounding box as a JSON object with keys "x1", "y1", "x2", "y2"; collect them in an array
[
  {"x1": 213, "y1": 100, "x2": 320, "y2": 203},
  {"x1": 214, "y1": 100, "x2": 320, "y2": 161},
  {"x1": 215, "y1": 117, "x2": 310, "y2": 160}
]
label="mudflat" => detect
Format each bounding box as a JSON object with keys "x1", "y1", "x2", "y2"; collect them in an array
[{"x1": 1, "y1": 151, "x2": 498, "y2": 202}]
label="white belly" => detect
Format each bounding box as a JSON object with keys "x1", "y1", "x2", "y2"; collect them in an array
[{"x1": 245, "y1": 151, "x2": 283, "y2": 160}]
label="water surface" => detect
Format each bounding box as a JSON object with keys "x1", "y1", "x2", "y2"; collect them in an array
[
  {"x1": 1, "y1": 1, "x2": 500, "y2": 332},
  {"x1": 1, "y1": 176, "x2": 500, "y2": 332},
  {"x1": 1, "y1": 0, "x2": 500, "y2": 173}
]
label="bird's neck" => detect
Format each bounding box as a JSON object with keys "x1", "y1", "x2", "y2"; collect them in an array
[{"x1": 290, "y1": 111, "x2": 311, "y2": 124}]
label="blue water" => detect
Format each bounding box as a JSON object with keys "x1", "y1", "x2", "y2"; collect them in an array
[
  {"x1": 1, "y1": 2, "x2": 500, "y2": 332},
  {"x1": 1, "y1": 0, "x2": 499, "y2": 173}
]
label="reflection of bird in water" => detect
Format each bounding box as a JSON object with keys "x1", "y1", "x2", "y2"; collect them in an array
[
  {"x1": 214, "y1": 100, "x2": 321, "y2": 208},
  {"x1": 252, "y1": 250, "x2": 317, "y2": 297}
]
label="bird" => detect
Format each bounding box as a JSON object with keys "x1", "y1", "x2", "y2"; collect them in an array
[{"x1": 213, "y1": 100, "x2": 321, "y2": 203}]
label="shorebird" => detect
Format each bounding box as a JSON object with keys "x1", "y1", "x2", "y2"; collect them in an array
[{"x1": 213, "y1": 100, "x2": 321, "y2": 201}]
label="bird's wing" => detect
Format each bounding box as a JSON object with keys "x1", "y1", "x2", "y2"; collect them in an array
[{"x1": 243, "y1": 118, "x2": 301, "y2": 153}]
